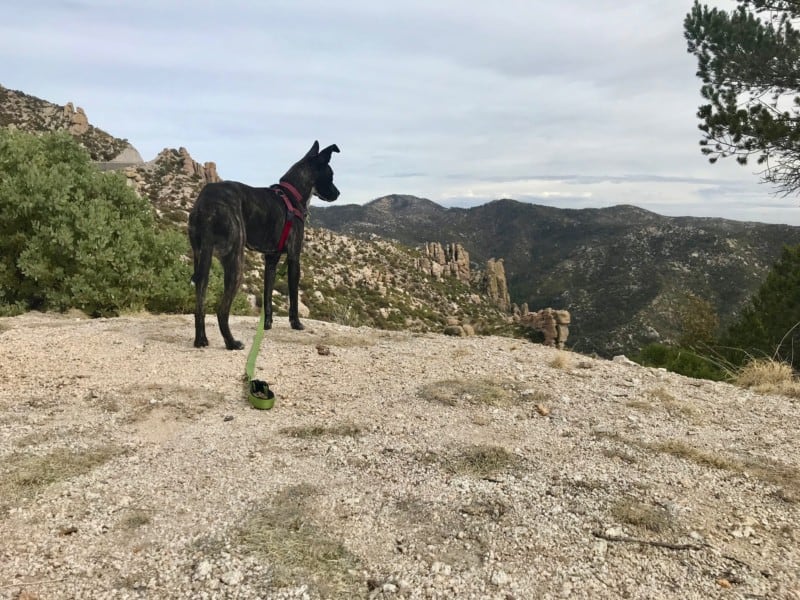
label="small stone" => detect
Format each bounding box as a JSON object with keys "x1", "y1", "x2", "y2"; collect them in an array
[
  {"x1": 194, "y1": 560, "x2": 213, "y2": 579},
  {"x1": 223, "y1": 415, "x2": 234, "y2": 422},
  {"x1": 220, "y1": 570, "x2": 243, "y2": 586},
  {"x1": 612, "y1": 355, "x2": 636, "y2": 366},
  {"x1": 382, "y1": 582, "x2": 398, "y2": 593},
  {"x1": 605, "y1": 526, "x2": 625, "y2": 538},
  {"x1": 732, "y1": 525, "x2": 755, "y2": 539},
  {"x1": 316, "y1": 344, "x2": 331, "y2": 356},
  {"x1": 535, "y1": 403, "x2": 550, "y2": 416},
  {"x1": 491, "y1": 570, "x2": 510, "y2": 586},
  {"x1": 717, "y1": 578, "x2": 732, "y2": 588},
  {"x1": 593, "y1": 540, "x2": 607, "y2": 559}
]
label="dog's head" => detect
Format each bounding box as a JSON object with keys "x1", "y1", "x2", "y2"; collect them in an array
[{"x1": 303, "y1": 140, "x2": 340, "y2": 202}]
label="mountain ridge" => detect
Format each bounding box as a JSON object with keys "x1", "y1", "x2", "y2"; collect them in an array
[{"x1": 313, "y1": 194, "x2": 800, "y2": 354}]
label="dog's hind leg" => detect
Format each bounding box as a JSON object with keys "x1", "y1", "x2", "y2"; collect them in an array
[
  {"x1": 287, "y1": 257, "x2": 304, "y2": 330},
  {"x1": 262, "y1": 254, "x2": 280, "y2": 330},
  {"x1": 192, "y1": 243, "x2": 213, "y2": 348},
  {"x1": 217, "y1": 251, "x2": 245, "y2": 350}
]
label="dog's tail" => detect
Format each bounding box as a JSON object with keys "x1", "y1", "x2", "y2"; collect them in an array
[
  {"x1": 189, "y1": 216, "x2": 213, "y2": 289},
  {"x1": 190, "y1": 242, "x2": 213, "y2": 288}
]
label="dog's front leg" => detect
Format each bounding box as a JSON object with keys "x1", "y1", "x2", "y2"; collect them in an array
[
  {"x1": 263, "y1": 254, "x2": 280, "y2": 330},
  {"x1": 287, "y1": 257, "x2": 304, "y2": 330}
]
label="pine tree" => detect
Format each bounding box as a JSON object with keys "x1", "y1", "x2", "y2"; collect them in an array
[
  {"x1": 684, "y1": 1, "x2": 800, "y2": 194},
  {"x1": 723, "y1": 244, "x2": 800, "y2": 367}
]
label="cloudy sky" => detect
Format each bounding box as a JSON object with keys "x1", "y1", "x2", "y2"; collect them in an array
[{"x1": 3, "y1": 0, "x2": 798, "y2": 225}]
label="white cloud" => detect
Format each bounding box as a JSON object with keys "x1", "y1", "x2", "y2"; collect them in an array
[{"x1": 1, "y1": 0, "x2": 796, "y2": 224}]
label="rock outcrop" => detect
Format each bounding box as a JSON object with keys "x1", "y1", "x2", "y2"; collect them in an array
[
  {"x1": 518, "y1": 307, "x2": 571, "y2": 349},
  {"x1": 483, "y1": 258, "x2": 511, "y2": 312},
  {"x1": 63, "y1": 102, "x2": 89, "y2": 135},
  {"x1": 414, "y1": 244, "x2": 513, "y2": 314},
  {"x1": 416, "y1": 242, "x2": 471, "y2": 282},
  {"x1": 177, "y1": 146, "x2": 219, "y2": 183},
  {"x1": 119, "y1": 147, "x2": 222, "y2": 225}
]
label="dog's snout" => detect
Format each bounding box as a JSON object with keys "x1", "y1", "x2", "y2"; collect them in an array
[{"x1": 315, "y1": 184, "x2": 339, "y2": 202}]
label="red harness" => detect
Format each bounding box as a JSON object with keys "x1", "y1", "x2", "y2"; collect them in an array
[{"x1": 273, "y1": 181, "x2": 305, "y2": 253}]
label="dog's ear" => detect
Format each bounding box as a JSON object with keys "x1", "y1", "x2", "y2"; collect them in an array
[
  {"x1": 304, "y1": 141, "x2": 320, "y2": 159},
  {"x1": 319, "y1": 144, "x2": 340, "y2": 164}
]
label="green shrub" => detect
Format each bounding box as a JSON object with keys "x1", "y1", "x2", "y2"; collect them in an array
[
  {"x1": 0, "y1": 129, "x2": 193, "y2": 315},
  {"x1": 636, "y1": 343, "x2": 727, "y2": 381}
]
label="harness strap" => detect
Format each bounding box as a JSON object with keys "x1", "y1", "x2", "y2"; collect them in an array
[{"x1": 272, "y1": 181, "x2": 306, "y2": 253}]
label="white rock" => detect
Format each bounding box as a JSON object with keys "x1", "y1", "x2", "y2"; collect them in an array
[
  {"x1": 194, "y1": 560, "x2": 213, "y2": 579},
  {"x1": 491, "y1": 569, "x2": 511, "y2": 586},
  {"x1": 220, "y1": 570, "x2": 243, "y2": 586}
]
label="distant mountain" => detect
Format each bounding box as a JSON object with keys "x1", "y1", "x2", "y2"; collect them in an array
[{"x1": 313, "y1": 195, "x2": 800, "y2": 355}]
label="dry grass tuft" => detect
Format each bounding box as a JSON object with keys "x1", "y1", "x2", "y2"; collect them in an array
[
  {"x1": 236, "y1": 484, "x2": 363, "y2": 598},
  {"x1": 734, "y1": 358, "x2": 800, "y2": 397},
  {"x1": 594, "y1": 430, "x2": 800, "y2": 503},
  {"x1": 649, "y1": 387, "x2": 698, "y2": 417},
  {"x1": 602, "y1": 447, "x2": 639, "y2": 464},
  {"x1": 610, "y1": 498, "x2": 673, "y2": 533},
  {"x1": 1, "y1": 445, "x2": 123, "y2": 515},
  {"x1": 119, "y1": 509, "x2": 153, "y2": 530},
  {"x1": 626, "y1": 388, "x2": 697, "y2": 419},
  {"x1": 735, "y1": 358, "x2": 794, "y2": 388},
  {"x1": 653, "y1": 440, "x2": 800, "y2": 502},
  {"x1": 625, "y1": 400, "x2": 656, "y2": 413},
  {"x1": 426, "y1": 444, "x2": 520, "y2": 478},
  {"x1": 280, "y1": 422, "x2": 362, "y2": 439},
  {"x1": 549, "y1": 351, "x2": 573, "y2": 370},
  {"x1": 419, "y1": 377, "x2": 520, "y2": 407}
]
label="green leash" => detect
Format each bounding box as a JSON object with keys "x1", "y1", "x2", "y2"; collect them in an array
[{"x1": 245, "y1": 302, "x2": 275, "y2": 409}]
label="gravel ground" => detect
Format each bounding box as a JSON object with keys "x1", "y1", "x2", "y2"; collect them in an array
[{"x1": 0, "y1": 311, "x2": 799, "y2": 600}]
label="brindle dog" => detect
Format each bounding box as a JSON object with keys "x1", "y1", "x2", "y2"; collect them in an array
[{"x1": 188, "y1": 141, "x2": 340, "y2": 349}]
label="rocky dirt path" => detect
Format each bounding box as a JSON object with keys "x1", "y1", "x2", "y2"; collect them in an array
[{"x1": 0, "y1": 312, "x2": 798, "y2": 599}]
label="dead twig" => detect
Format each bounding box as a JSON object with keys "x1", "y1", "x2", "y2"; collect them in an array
[
  {"x1": 0, "y1": 577, "x2": 67, "y2": 590},
  {"x1": 592, "y1": 531, "x2": 757, "y2": 571},
  {"x1": 592, "y1": 530, "x2": 708, "y2": 551}
]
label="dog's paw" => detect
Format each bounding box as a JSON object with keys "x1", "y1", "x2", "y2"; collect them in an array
[
  {"x1": 194, "y1": 337, "x2": 209, "y2": 348},
  {"x1": 226, "y1": 340, "x2": 245, "y2": 351},
  {"x1": 264, "y1": 318, "x2": 273, "y2": 330},
  {"x1": 290, "y1": 319, "x2": 305, "y2": 331}
]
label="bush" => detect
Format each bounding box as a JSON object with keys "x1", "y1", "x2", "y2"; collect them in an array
[
  {"x1": 636, "y1": 343, "x2": 727, "y2": 381},
  {"x1": 0, "y1": 129, "x2": 194, "y2": 316}
]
